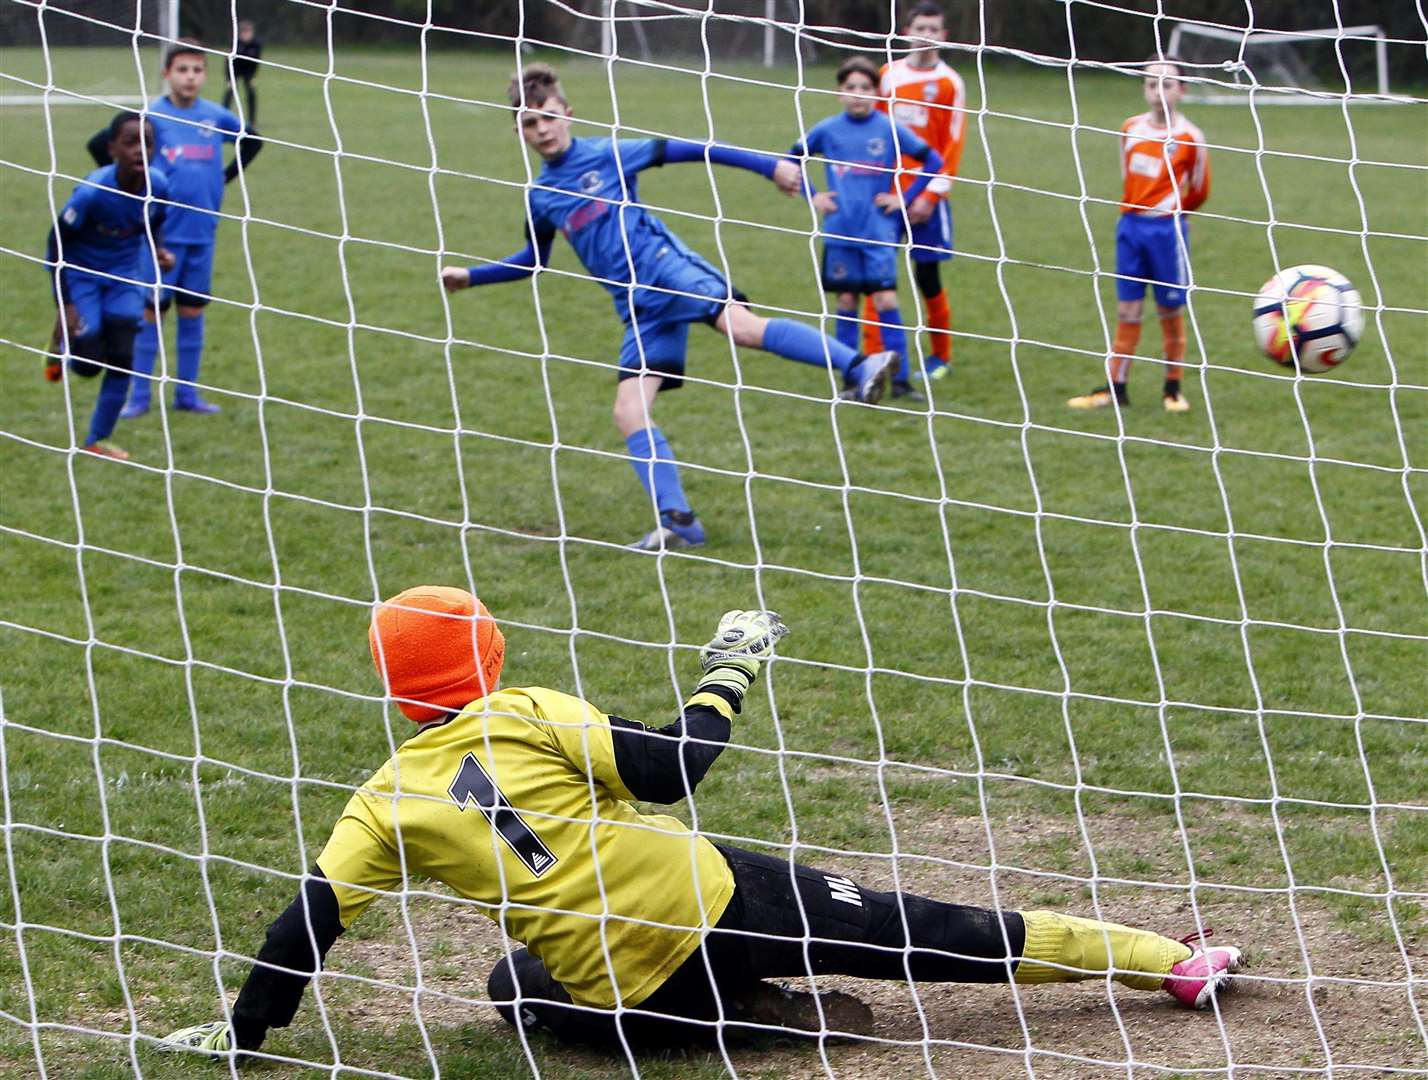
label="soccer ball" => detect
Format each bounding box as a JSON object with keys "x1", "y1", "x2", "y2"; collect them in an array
[{"x1": 1252, "y1": 264, "x2": 1363, "y2": 373}]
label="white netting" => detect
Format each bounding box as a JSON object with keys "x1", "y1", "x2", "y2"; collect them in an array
[{"x1": 2, "y1": 0, "x2": 1426, "y2": 1077}]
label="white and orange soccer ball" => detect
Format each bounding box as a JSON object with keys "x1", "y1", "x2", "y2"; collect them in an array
[{"x1": 1252, "y1": 264, "x2": 1364, "y2": 373}]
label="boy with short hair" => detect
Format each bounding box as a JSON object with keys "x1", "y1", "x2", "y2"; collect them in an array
[
  {"x1": 441, "y1": 64, "x2": 900, "y2": 552},
  {"x1": 795, "y1": 55, "x2": 944, "y2": 400},
  {"x1": 86, "y1": 38, "x2": 262, "y2": 419},
  {"x1": 1068, "y1": 58, "x2": 1210, "y2": 413},
  {"x1": 862, "y1": 0, "x2": 966, "y2": 387},
  {"x1": 45, "y1": 112, "x2": 173, "y2": 461}
]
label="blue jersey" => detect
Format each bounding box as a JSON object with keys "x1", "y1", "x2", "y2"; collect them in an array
[
  {"x1": 147, "y1": 95, "x2": 242, "y2": 245},
  {"x1": 527, "y1": 137, "x2": 723, "y2": 325},
  {"x1": 794, "y1": 112, "x2": 932, "y2": 248},
  {"x1": 51, "y1": 165, "x2": 169, "y2": 280}
]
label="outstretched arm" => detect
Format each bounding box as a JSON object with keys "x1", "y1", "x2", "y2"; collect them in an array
[
  {"x1": 157, "y1": 811, "x2": 399, "y2": 1059},
  {"x1": 622, "y1": 137, "x2": 803, "y2": 196},
  {"x1": 608, "y1": 611, "x2": 789, "y2": 803},
  {"x1": 442, "y1": 224, "x2": 555, "y2": 292}
]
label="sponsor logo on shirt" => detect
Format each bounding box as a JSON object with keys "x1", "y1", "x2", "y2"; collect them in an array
[
  {"x1": 563, "y1": 197, "x2": 610, "y2": 235},
  {"x1": 1128, "y1": 151, "x2": 1163, "y2": 179},
  {"x1": 893, "y1": 102, "x2": 928, "y2": 128},
  {"x1": 160, "y1": 144, "x2": 217, "y2": 164}
]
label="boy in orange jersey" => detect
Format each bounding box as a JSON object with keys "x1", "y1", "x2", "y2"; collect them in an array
[
  {"x1": 1070, "y1": 58, "x2": 1211, "y2": 413},
  {"x1": 862, "y1": 0, "x2": 966, "y2": 396}
]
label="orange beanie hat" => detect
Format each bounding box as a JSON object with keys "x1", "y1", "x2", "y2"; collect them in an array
[{"x1": 368, "y1": 585, "x2": 505, "y2": 722}]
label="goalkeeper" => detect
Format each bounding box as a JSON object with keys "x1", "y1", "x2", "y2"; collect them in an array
[
  {"x1": 160, "y1": 586, "x2": 1241, "y2": 1060},
  {"x1": 441, "y1": 63, "x2": 901, "y2": 552}
]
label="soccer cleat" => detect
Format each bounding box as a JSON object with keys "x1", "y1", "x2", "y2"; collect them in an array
[
  {"x1": 1163, "y1": 934, "x2": 1242, "y2": 1009},
  {"x1": 629, "y1": 512, "x2": 706, "y2": 552},
  {"x1": 845, "y1": 350, "x2": 898, "y2": 404},
  {"x1": 174, "y1": 397, "x2": 221, "y2": 415},
  {"x1": 1163, "y1": 392, "x2": 1191, "y2": 413},
  {"x1": 82, "y1": 442, "x2": 131, "y2": 461},
  {"x1": 889, "y1": 379, "x2": 925, "y2": 402},
  {"x1": 1067, "y1": 386, "x2": 1120, "y2": 410},
  {"x1": 43, "y1": 355, "x2": 63, "y2": 382},
  {"x1": 119, "y1": 400, "x2": 150, "y2": 421},
  {"x1": 728, "y1": 981, "x2": 876, "y2": 1037},
  {"x1": 918, "y1": 359, "x2": 950, "y2": 382}
]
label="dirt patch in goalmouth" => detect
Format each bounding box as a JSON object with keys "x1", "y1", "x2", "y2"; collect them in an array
[{"x1": 330, "y1": 807, "x2": 1427, "y2": 1079}]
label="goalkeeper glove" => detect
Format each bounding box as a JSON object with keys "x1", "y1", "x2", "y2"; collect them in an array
[
  {"x1": 156, "y1": 1020, "x2": 234, "y2": 1057},
  {"x1": 695, "y1": 610, "x2": 789, "y2": 701}
]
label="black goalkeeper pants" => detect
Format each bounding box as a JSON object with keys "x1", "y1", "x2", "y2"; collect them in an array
[{"x1": 487, "y1": 844, "x2": 1026, "y2": 1049}]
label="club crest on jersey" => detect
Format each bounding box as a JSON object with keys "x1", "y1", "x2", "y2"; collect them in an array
[
  {"x1": 866, "y1": 137, "x2": 887, "y2": 157},
  {"x1": 578, "y1": 169, "x2": 603, "y2": 193},
  {"x1": 922, "y1": 81, "x2": 939, "y2": 101}
]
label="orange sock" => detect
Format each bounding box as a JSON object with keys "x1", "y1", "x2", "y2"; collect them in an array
[
  {"x1": 861, "y1": 295, "x2": 882, "y2": 354},
  {"x1": 924, "y1": 290, "x2": 952, "y2": 363},
  {"x1": 1159, "y1": 312, "x2": 1186, "y2": 383},
  {"x1": 1109, "y1": 320, "x2": 1140, "y2": 385}
]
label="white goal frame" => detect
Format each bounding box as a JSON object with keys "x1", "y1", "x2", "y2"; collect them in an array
[{"x1": 1166, "y1": 22, "x2": 1402, "y2": 105}]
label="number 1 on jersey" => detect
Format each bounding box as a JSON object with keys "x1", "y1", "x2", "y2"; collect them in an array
[{"x1": 448, "y1": 753, "x2": 558, "y2": 877}]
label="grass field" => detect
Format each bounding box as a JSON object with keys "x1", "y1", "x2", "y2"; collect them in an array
[{"x1": 1, "y1": 41, "x2": 1426, "y2": 1080}]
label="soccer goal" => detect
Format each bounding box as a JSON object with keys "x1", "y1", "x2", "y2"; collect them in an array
[
  {"x1": 1166, "y1": 21, "x2": 1403, "y2": 104},
  {"x1": 2, "y1": 1, "x2": 1426, "y2": 1078}
]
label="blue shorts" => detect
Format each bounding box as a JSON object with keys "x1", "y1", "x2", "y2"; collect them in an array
[
  {"x1": 618, "y1": 265, "x2": 742, "y2": 391},
  {"x1": 909, "y1": 199, "x2": 954, "y2": 264},
  {"x1": 56, "y1": 268, "x2": 144, "y2": 336},
  {"x1": 141, "y1": 241, "x2": 216, "y2": 309},
  {"x1": 1115, "y1": 214, "x2": 1190, "y2": 308},
  {"x1": 821, "y1": 243, "x2": 898, "y2": 295}
]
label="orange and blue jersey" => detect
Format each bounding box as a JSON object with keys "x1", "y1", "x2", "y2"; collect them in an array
[
  {"x1": 876, "y1": 57, "x2": 966, "y2": 201},
  {"x1": 1119, "y1": 111, "x2": 1210, "y2": 217},
  {"x1": 1115, "y1": 111, "x2": 1210, "y2": 308}
]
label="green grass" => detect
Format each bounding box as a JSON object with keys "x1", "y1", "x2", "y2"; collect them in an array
[{"x1": 2, "y1": 44, "x2": 1426, "y2": 1079}]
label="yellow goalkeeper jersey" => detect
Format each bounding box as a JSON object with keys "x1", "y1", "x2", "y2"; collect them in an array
[{"x1": 315, "y1": 686, "x2": 736, "y2": 1008}]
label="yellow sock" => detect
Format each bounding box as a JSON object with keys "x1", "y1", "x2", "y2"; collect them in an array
[{"x1": 1014, "y1": 911, "x2": 1193, "y2": 991}]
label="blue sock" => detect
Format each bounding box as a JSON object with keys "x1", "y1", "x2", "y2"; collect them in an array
[
  {"x1": 624, "y1": 426, "x2": 690, "y2": 516},
  {"x1": 834, "y1": 307, "x2": 859, "y2": 352},
  {"x1": 86, "y1": 369, "x2": 132, "y2": 444},
  {"x1": 129, "y1": 319, "x2": 159, "y2": 408},
  {"x1": 175, "y1": 313, "x2": 205, "y2": 405},
  {"x1": 878, "y1": 307, "x2": 908, "y2": 381},
  {"x1": 762, "y1": 317, "x2": 856, "y2": 377}
]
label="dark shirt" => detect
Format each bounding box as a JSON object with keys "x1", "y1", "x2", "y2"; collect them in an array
[{"x1": 232, "y1": 37, "x2": 261, "y2": 81}]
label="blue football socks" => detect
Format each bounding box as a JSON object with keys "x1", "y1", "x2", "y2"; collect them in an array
[
  {"x1": 87, "y1": 369, "x2": 132, "y2": 445},
  {"x1": 625, "y1": 426, "x2": 690, "y2": 517},
  {"x1": 127, "y1": 318, "x2": 159, "y2": 410},
  {"x1": 175, "y1": 313, "x2": 205, "y2": 406},
  {"x1": 763, "y1": 317, "x2": 856, "y2": 377},
  {"x1": 878, "y1": 307, "x2": 908, "y2": 382},
  {"x1": 834, "y1": 307, "x2": 860, "y2": 352}
]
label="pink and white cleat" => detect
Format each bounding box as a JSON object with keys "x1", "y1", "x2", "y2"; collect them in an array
[{"x1": 1163, "y1": 930, "x2": 1242, "y2": 1009}]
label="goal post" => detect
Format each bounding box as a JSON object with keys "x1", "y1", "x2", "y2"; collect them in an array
[{"x1": 1166, "y1": 21, "x2": 1402, "y2": 104}]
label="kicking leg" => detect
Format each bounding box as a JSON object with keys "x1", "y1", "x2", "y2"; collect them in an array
[{"x1": 715, "y1": 303, "x2": 895, "y2": 405}]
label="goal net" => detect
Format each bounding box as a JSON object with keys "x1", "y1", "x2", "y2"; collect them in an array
[{"x1": 2, "y1": 0, "x2": 1425, "y2": 1077}]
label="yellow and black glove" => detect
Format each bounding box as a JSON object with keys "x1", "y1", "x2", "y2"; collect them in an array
[
  {"x1": 696, "y1": 609, "x2": 789, "y2": 702},
  {"x1": 156, "y1": 1020, "x2": 234, "y2": 1057}
]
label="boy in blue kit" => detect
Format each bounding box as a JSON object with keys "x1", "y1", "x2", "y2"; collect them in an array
[
  {"x1": 44, "y1": 112, "x2": 173, "y2": 461},
  {"x1": 796, "y1": 56, "x2": 943, "y2": 401},
  {"x1": 86, "y1": 39, "x2": 262, "y2": 418},
  {"x1": 441, "y1": 64, "x2": 899, "y2": 552}
]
